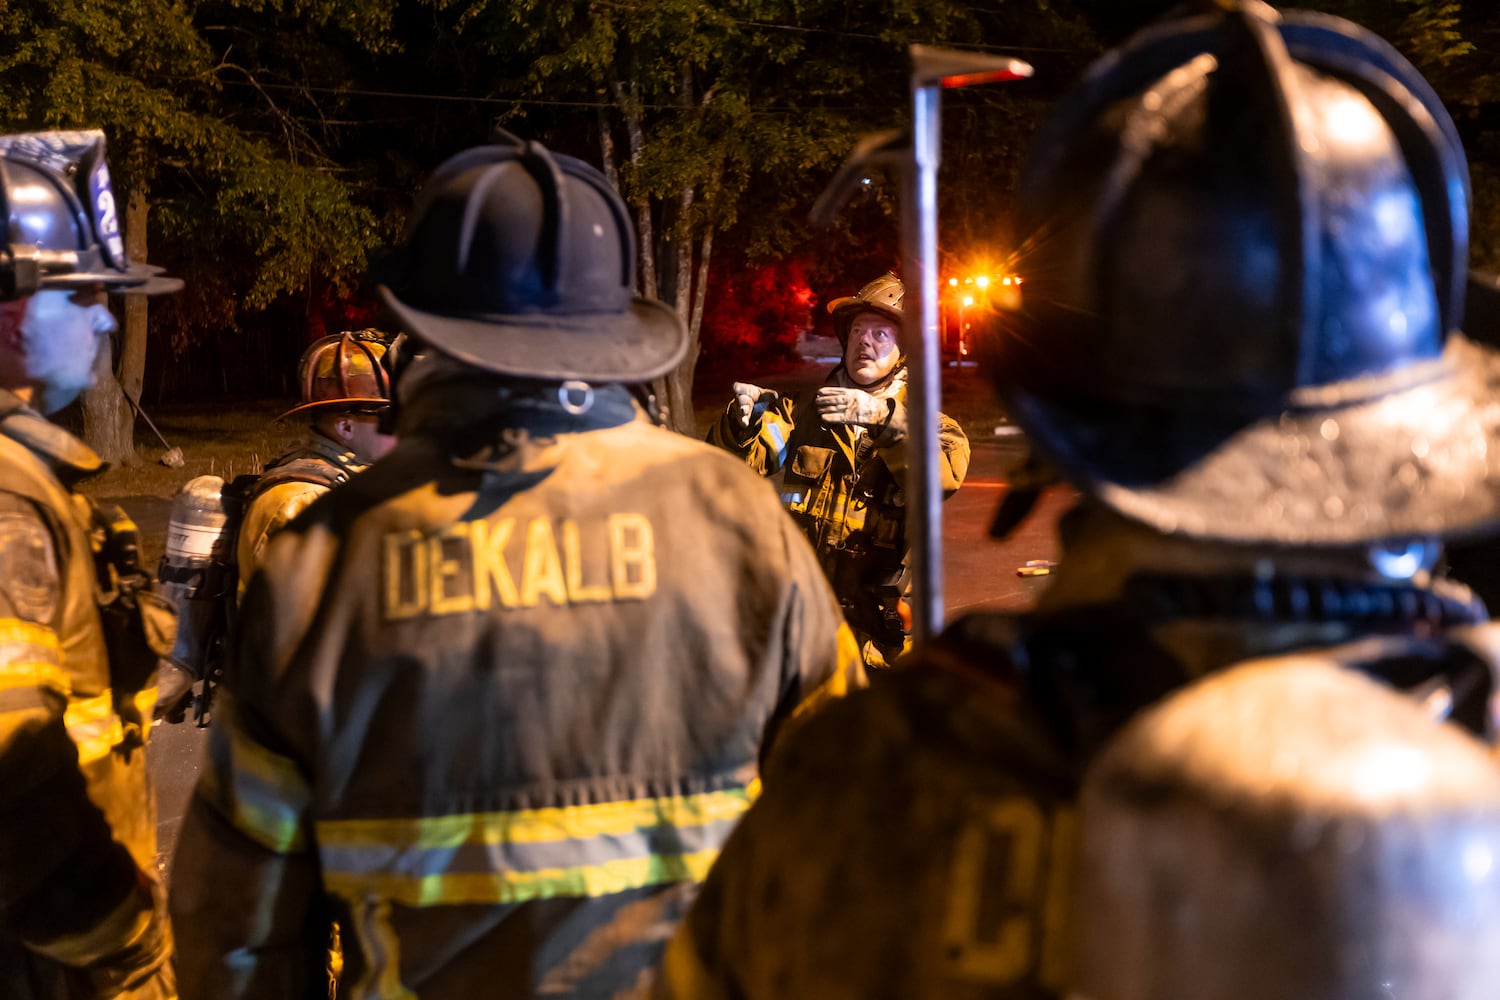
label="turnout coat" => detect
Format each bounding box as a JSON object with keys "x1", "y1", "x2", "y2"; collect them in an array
[{"x1": 171, "y1": 381, "x2": 865, "y2": 999}]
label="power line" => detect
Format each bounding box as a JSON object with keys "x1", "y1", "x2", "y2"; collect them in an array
[
  {"x1": 731, "y1": 18, "x2": 1088, "y2": 53},
  {"x1": 218, "y1": 79, "x2": 902, "y2": 114}
]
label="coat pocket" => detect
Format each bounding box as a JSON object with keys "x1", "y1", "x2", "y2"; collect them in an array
[{"x1": 789, "y1": 445, "x2": 834, "y2": 481}]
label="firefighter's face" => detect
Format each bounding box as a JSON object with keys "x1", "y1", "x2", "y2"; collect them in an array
[
  {"x1": 845, "y1": 311, "x2": 901, "y2": 386},
  {"x1": 340, "y1": 413, "x2": 396, "y2": 464},
  {"x1": 21, "y1": 288, "x2": 115, "y2": 413}
]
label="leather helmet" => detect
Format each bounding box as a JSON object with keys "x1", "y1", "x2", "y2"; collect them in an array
[
  {"x1": 827, "y1": 272, "x2": 904, "y2": 346},
  {"x1": 279, "y1": 329, "x2": 393, "y2": 421}
]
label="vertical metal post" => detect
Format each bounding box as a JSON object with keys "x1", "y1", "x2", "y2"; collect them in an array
[
  {"x1": 808, "y1": 47, "x2": 1031, "y2": 648},
  {"x1": 902, "y1": 47, "x2": 1033, "y2": 645},
  {"x1": 902, "y1": 82, "x2": 944, "y2": 645}
]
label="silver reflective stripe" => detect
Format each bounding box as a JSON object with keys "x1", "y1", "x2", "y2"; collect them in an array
[{"x1": 766, "y1": 422, "x2": 789, "y2": 467}]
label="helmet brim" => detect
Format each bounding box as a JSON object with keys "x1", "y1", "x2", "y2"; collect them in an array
[
  {"x1": 41, "y1": 261, "x2": 182, "y2": 296},
  {"x1": 378, "y1": 286, "x2": 689, "y2": 382},
  {"x1": 276, "y1": 397, "x2": 391, "y2": 423},
  {"x1": 995, "y1": 333, "x2": 1500, "y2": 546}
]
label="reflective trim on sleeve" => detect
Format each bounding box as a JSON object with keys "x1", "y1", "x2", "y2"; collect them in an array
[
  {"x1": 0, "y1": 618, "x2": 69, "y2": 698},
  {"x1": 756, "y1": 419, "x2": 792, "y2": 470},
  {"x1": 132, "y1": 686, "x2": 159, "y2": 723},
  {"x1": 318, "y1": 782, "x2": 760, "y2": 908},
  {"x1": 197, "y1": 695, "x2": 313, "y2": 854},
  {"x1": 794, "y1": 621, "x2": 865, "y2": 721},
  {"x1": 64, "y1": 691, "x2": 124, "y2": 766},
  {"x1": 29, "y1": 877, "x2": 153, "y2": 967}
]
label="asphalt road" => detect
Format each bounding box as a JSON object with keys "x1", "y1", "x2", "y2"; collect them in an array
[{"x1": 124, "y1": 436, "x2": 1076, "y2": 881}]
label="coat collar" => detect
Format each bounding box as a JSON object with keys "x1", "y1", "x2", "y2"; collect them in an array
[{"x1": 0, "y1": 388, "x2": 105, "y2": 486}]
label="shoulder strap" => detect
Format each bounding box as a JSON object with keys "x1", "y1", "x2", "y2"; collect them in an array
[{"x1": 251, "y1": 455, "x2": 347, "y2": 497}]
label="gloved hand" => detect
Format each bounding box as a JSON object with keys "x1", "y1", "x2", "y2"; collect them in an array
[
  {"x1": 815, "y1": 386, "x2": 891, "y2": 428},
  {"x1": 732, "y1": 382, "x2": 778, "y2": 427}
]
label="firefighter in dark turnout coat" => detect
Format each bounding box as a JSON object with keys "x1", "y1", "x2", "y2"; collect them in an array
[
  {"x1": 0, "y1": 131, "x2": 180, "y2": 999},
  {"x1": 170, "y1": 136, "x2": 866, "y2": 999},
  {"x1": 660, "y1": 6, "x2": 1500, "y2": 998},
  {"x1": 235, "y1": 330, "x2": 396, "y2": 592},
  {"x1": 708, "y1": 274, "x2": 969, "y2": 667}
]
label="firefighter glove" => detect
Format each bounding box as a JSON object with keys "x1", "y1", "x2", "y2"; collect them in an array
[
  {"x1": 733, "y1": 382, "x2": 777, "y2": 428},
  {"x1": 816, "y1": 386, "x2": 891, "y2": 429}
]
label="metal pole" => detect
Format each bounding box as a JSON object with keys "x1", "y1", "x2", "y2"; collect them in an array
[
  {"x1": 903, "y1": 47, "x2": 1033, "y2": 645},
  {"x1": 808, "y1": 47, "x2": 1031, "y2": 647},
  {"x1": 902, "y1": 82, "x2": 944, "y2": 644}
]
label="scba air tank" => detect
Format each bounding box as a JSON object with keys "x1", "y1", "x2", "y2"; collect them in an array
[{"x1": 158, "y1": 475, "x2": 236, "y2": 675}]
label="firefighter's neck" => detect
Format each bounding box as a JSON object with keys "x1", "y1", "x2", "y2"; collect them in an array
[{"x1": 1036, "y1": 501, "x2": 1447, "y2": 676}]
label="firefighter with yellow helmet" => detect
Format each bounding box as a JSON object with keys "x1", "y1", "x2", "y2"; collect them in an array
[
  {"x1": 660, "y1": 4, "x2": 1500, "y2": 997},
  {"x1": 0, "y1": 131, "x2": 179, "y2": 998},
  {"x1": 707, "y1": 272, "x2": 970, "y2": 667},
  {"x1": 170, "y1": 133, "x2": 865, "y2": 998},
  {"x1": 234, "y1": 329, "x2": 397, "y2": 590}
]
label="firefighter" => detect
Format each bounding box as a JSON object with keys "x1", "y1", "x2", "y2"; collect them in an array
[
  {"x1": 0, "y1": 131, "x2": 179, "y2": 998},
  {"x1": 707, "y1": 272, "x2": 970, "y2": 667},
  {"x1": 658, "y1": 5, "x2": 1500, "y2": 998},
  {"x1": 152, "y1": 331, "x2": 399, "y2": 726},
  {"x1": 169, "y1": 134, "x2": 866, "y2": 999},
  {"x1": 235, "y1": 329, "x2": 397, "y2": 591}
]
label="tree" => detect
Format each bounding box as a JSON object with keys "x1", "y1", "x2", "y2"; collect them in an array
[
  {"x1": 1, "y1": 0, "x2": 384, "y2": 462},
  {"x1": 417, "y1": 0, "x2": 1013, "y2": 433}
]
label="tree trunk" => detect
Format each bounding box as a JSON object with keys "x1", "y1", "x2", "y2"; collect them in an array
[
  {"x1": 652, "y1": 185, "x2": 697, "y2": 437},
  {"x1": 120, "y1": 186, "x2": 150, "y2": 405},
  {"x1": 690, "y1": 229, "x2": 713, "y2": 345},
  {"x1": 613, "y1": 81, "x2": 655, "y2": 299},
  {"x1": 81, "y1": 185, "x2": 150, "y2": 466},
  {"x1": 81, "y1": 337, "x2": 136, "y2": 466},
  {"x1": 597, "y1": 107, "x2": 619, "y2": 191}
]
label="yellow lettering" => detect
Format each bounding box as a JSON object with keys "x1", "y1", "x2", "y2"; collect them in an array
[
  {"x1": 383, "y1": 530, "x2": 429, "y2": 620},
  {"x1": 429, "y1": 523, "x2": 475, "y2": 616},
  {"x1": 563, "y1": 519, "x2": 612, "y2": 604},
  {"x1": 520, "y1": 518, "x2": 568, "y2": 607},
  {"x1": 1039, "y1": 808, "x2": 1076, "y2": 989},
  {"x1": 941, "y1": 798, "x2": 1050, "y2": 986},
  {"x1": 609, "y1": 513, "x2": 656, "y2": 600},
  {"x1": 472, "y1": 518, "x2": 518, "y2": 610}
]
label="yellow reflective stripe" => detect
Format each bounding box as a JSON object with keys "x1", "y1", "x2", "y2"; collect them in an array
[
  {"x1": 30, "y1": 879, "x2": 153, "y2": 966},
  {"x1": 0, "y1": 619, "x2": 68, "y2": 699},
  {"x1": 318, "y1": 784, "x2": 759, "y2": 850},
  {"x1": 199, "y1": 695, "x2": 312, "y2": 853},
  {"x1": 64, "y1": 691, "x2": 124, "y2": 765},
  {"x1": 133, "y1": 686, "x2": 159, "y2": 722},
  {"x1": 0, "y1": 660, "x2": 72, "y2": 698},
  {"x1": 326, "y1": 847, "x2": 723, "y2": 908},
  {"x1": 0, "y1": 618, "x2": 60, "y2": 650},
  {"x1": 794, "y1": 621, "x2": 864, "y2": 721}
]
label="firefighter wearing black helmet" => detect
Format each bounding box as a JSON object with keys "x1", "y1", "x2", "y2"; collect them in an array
[
  {"x1": 660, "y1": 5, "x2": 1500, "y2": 998},
  {"x1": 170, "y1": 134, "x2": 865, "y2": 998},
  {"x1": 707, "y1": 272, "x2": 970, "y2": 668},
  {"x1": 0, "y1": 131, "x2": 180, "y2": 999}
]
